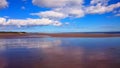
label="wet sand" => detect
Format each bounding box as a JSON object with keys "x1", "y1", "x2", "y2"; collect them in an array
[
  {"x1": 0, "y1": 44, "x2": 120, "y2": 68},
  {"x1": 0, "y1": 33, "x2": 120, "y2": 68},
  {"x1": 0, "y1": 33, "x2": 120, "y2": 38}
]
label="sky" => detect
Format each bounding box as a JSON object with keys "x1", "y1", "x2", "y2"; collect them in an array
[{"x1": 0, "y1": 0, "x2": 120, "y2": 33}]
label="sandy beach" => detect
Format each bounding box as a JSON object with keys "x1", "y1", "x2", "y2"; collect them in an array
[{"x1": 0, "y1": 32, "x2": 120, "y2": 38}]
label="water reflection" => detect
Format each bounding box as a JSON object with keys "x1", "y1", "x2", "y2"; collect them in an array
[
  {"x1": 0, "y1": 37, "x2": 120, "y2": 68},
  {"x1": 0, "y1": 38, "x2": 61, "y2": 49}
]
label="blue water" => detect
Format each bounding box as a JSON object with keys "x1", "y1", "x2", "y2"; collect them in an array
[{"x1": 0, "y1": 37, "x2": 120, "y2": 68}]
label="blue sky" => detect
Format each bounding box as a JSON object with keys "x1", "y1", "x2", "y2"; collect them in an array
[{"x1": 0, "y1": 0, "x2": 120, "y2": 33}]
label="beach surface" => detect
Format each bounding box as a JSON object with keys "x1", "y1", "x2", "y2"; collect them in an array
[
  {"x1": 0, "y1": 37, "x2": 120, "y2": 68},
  {"x1": 0, "y1": 32, "x2": 120, "y2": 38}
]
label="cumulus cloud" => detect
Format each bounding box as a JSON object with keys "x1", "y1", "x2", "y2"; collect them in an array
[
  {"x1": 0, "y1": 18, "x2": 6, "y2": 25},
  {"x1": 32, "y1": 0, "x2": 120, "y2": 19},
  {"x1": 32, "y1": 0, "x2": 85, "y2": 19},
  {"x1": 61, "y1": 7, "x2": 85, "y2": 18},
  {"x1": 1, "y1": 0, "x2": 120, "y2": 27},
  {"x1": 107, "y1": 2, "x2": 120, "y2": 12},
  {"x1": 32, "y1": 0, "x2": 83, "y2": 8},
  {"x1": 0, "y1": 0, "x2": 8, "y2": 8},
  {"x1": 0, "y1": 18, "x2": 62, "y2": 27},
  {"x1": 86, "y1": 0, "x2": 120, "y2": 14},
  {"x1": 31, "y1": 11, "x2": 67, "y2": 20},
  {"x1": 27, "y1": 0, "x2": 120, "y2": 28}
]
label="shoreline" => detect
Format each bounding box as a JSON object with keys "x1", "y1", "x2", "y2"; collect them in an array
[{"x1": 0, "y1": 33, "x2": 120, "y2": 38}]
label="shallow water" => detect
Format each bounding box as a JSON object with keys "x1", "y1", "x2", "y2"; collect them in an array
[{"x1": 0, "y1": 37, "x2": 120, "y2": 68}]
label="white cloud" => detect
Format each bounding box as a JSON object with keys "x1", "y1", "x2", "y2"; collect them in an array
[
  {"x1": 86, "y1": 2, "x2": 120, "y2": 14},
  {"x1": 65, "y1": 8, "x2": 85, "y2": 18},
  {"x1": 0, "y1": 18, "x2": 62, "y2": 27},
  {"x1": 31, "y1": 7, "x2": 85, "y2": 20},
  {"x1": 26, "y1": 0, "x2": 120, "y2": 27},
  {"x1": 0, "y1": 0, "x2": 8, "y2": 8},
  {"x1": 31, "y1": 11, "x2": 67, "y2": 20},
  {"x1": 106, "y1": 2, "x2": 120, "y2": 12},
  {"x1": 32, "y1": 0, "x2": 66, "y2": 8},
  {"x1": 0, "y1": 18, "x2": 6, "y2": 25},
  {"x1": 86, "y1": 4, "x2": 106, "y2": 14},
  {"x1": 32, "y1": 0, "x2": 120, "y2": 18},
  {"x1": 32, "y1": 0, "x2": 83, "y2": 8},
  {"x1": 31, "y1": 0, "x2": 85, "y2": 19},
  {"x1": 90, "y1": 0, "x2": 109, "y2": 5},
  {"x1": 1, "y1": 0, "x2": 120, "y2": 27}
]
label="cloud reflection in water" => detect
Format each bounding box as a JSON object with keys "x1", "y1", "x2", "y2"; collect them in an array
[{"x1": 0, "y1": 38, "x2": 62, "y2": 49}]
